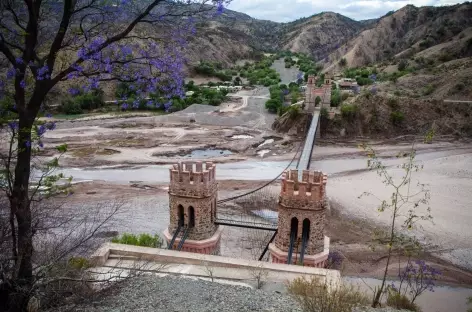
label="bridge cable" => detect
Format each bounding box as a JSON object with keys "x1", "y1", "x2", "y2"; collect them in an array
[{"x1": 217, "y1": 133, "x2": 306, "y2": 204}]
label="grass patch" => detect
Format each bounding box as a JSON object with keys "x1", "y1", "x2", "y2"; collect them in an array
[
  {"x1": 71, "y1": 147, "x2": 120, "y2": 158},
  {"x1": 112, "y1": 233, "x2": 163, "y2": 248},
  {"x1": 107, "y1": 138, "x2": 143, "y2": 147},
  {"x1": 288, "y1": 276, "x2": 369, "y2": 312}
]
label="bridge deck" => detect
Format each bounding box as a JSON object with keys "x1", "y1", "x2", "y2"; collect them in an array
[
  {"x1": 297, "y1": 111, "x2": 320, "y2": 179},
  {"x1": 214, "y1": 218, "x2": 277, "y2": 231}
]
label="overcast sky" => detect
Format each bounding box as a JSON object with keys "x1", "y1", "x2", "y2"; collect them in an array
[{"x1": 227, "y1": 0, "x2": 465, "y2": 22}]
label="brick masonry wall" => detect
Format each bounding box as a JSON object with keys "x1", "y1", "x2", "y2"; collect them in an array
[
  {"x1": 168, "y1": 161, "x2": 218, "y2": 241},
  {"x1": 274, "y1": 169, "x2": 328, "y2": 256},
  {"x1": 169, "y1": 195, "x2": 218, "y2": 240},
  {"x1": 275, "y1": 206, "x2": 326, "y2": 255}
]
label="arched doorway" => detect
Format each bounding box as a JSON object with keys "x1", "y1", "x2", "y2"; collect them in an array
[
  {"x1": 178, "y1": 205, "x2": 184, "y2": 227},
  {"x1": 288, "y1": 217, "x2": 299, "y2": 264},
  {"x1": 188, "y1": 206, "x2": 195, "y2": 228},
  {"x1": 290, "y1": 217, "x2": 299, "y2": 238},
  {"x1": 299, "y1": 218, "x2": 311, "y2": 265},
  {"x1": 302, "y1": 218, "x2": 310, "y2": 241}
]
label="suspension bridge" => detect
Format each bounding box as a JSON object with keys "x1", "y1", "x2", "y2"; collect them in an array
[{"x1": 165, "y1": 74, "x2": 330, "y2": 267}]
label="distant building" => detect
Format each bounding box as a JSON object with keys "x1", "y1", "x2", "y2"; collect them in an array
[{"x1": 338, "y1": 79, "x2": 358, "y2": 93}]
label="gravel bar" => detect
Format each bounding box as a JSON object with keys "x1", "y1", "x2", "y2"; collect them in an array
[{"x1": 53, "y1": 275, "x2": 302, "y2": 312}]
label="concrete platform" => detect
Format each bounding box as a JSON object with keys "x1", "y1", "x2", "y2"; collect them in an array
[{"x1": 91, "y1": 243, "x2": 340, "y2": 289}]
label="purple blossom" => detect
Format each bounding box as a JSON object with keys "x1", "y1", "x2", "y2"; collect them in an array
[
  {"x1": 71, "y1": 63, "x2": 84, "y2": 72},
  {"x1": 37, "y1": 125, "x2": 46, "y2": 136},
  {"x1": 68, "y1": 87, "x2": 81, "y2": 96},
  {"x1": 7, "y1": 68, "x2": 16, "y2": 79},
  {"x1": 45, "y1": 121, "x2": 56, "y2": 131},
  {"x1": 25, "y1": 140, "x2": 31, "y2": 148},
  {"x1": 46, "y1": 113, "x2": 53, "y2": 118},
  {"x1": 39, "y1": 141, "x2": 44, "y2": 148},
  {"x1": 8, "y1": 121, "x2": 18, "y2": 131},
  {"x1": 15, "y1": 57, "x2": 23, "y2": 65},
  {"x1": 121, "y1": 103, "x2": 129, "y2": 110},
  {"x1": 399, "y1": 260, "x2": 441, "y2": 298},
  {"x1": 20, "y1": 80, "x2": 26, "y2": 89},
  {"x1": 37, "y1": 65, "x2": 50, "y2": 80},
  {"x1": 371, "y1": 86, "x2": 377, "y2": 95}
]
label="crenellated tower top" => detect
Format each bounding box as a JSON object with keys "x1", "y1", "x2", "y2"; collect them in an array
[
  {"x1": 307, "y1": 75, "x2": 316, "y2": 85},
  {"x1": 279, "y1": 169, "x2": 327, "y2": 210},
  {"x1": 169, "y1": 161, "x2": 217, "y2": 198}
]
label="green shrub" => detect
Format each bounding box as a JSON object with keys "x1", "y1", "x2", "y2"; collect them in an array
[
  {"x1": 265, "y1": 98, "x2": 283, "y2": 113},
  {"x1": 398, "y1": 59, "x2": 408, "y2": 71},
  {"x1": 341, "y1": 92, "x2": 350, "y2": 101},
  {"x1": 390, "y1": 111, "x2": 405, "y2": 126},
  {"x1": 288, "y1": 276, "x2": 369, "y2": 312},
  {"x1": 356, "y1": 77, "x2": 373, "y2": 86},
  {"x1": 320, "y1": 107, "x2": 329, "y2": 119},
  {"x1": 386, "y1": 288, "x2": 421, "y2": 312},
  {"x1": 331, "y1": 89, "x2": 341, "y2": 107},
  {"x1": 287, "y1": 105, "x2": 300, "y2": 118},
  {"x1": 112, "y1": 233, "x2": 163, "y2": 248},
  {"x1": 453, "y1": 82, "x2": 465, "y2": 92},
  {"x1": 339, "y1": 58, "x2": 347, "y2": 67},
  {"x1": 75, "y1": 92, "x2": 104, "y2": 110},
  {"x1": 387, "y1": 97, "x2": 399, "y2": 109},
  {"x1": 422, "y1": 84, "x2": 435, "y2": 96},
  {"x1": 115, "y1": 82, "x2": 137, "y2": 99},
  {"x1": 341, "y1": 104, "x2": 358, "y2": 121},
  {"x1": 61, "y1": 98, "x2": 83, "y2": 115},
  {"x1": 438, "y1": 53, "x2": 453, "y2": 62},
  {"x1": 68, "y1": 257, "x2": 92, "y2": 270}
]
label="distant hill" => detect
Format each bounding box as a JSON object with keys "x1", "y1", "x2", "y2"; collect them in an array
[{"x1": 322, "y1": 3, "x2": 472, "y2": 70}]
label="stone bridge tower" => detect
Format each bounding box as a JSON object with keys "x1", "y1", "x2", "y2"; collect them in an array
[
  {"x1": 305, "y1": 75, "x2": 316, "y2": 112},
  {"x1": 163, "y1": 161, "x2": 221, "y2": 255},
  {"x1": 269, "y1": 169, "x2": 330, "y2": 267}
]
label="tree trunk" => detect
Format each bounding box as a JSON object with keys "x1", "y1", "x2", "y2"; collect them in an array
[{"x1": 8, "y1": 113, "x2": 35, "y2": 312}]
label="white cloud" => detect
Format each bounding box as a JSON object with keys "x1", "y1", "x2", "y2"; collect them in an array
[{"x1": 227, "y1": 0, "x2": 466, "y2": 22}]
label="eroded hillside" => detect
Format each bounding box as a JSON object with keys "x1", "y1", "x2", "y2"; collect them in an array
[{"x1": 323, "y1": 3, "x2": 472, "y2": 70}]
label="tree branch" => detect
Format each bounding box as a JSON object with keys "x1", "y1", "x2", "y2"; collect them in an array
[{"x1": 46, "y1": 0, "x2": 74, "y2": 71}]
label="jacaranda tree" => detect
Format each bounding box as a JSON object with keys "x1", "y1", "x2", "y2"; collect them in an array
[{"x1": 0, "y1": 0, "x2": 227, "y2": 310}]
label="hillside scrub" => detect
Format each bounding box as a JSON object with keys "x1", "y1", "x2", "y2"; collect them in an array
[
  {"x1": 289, "y1": 94, "x2": 472, "y2": 138},
  {"x1": 240, "y1": 56, "x2": 280, "y2": 86},
  {"x1": 194, "y1": 61, "x2": 233, "y2": 81}
]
